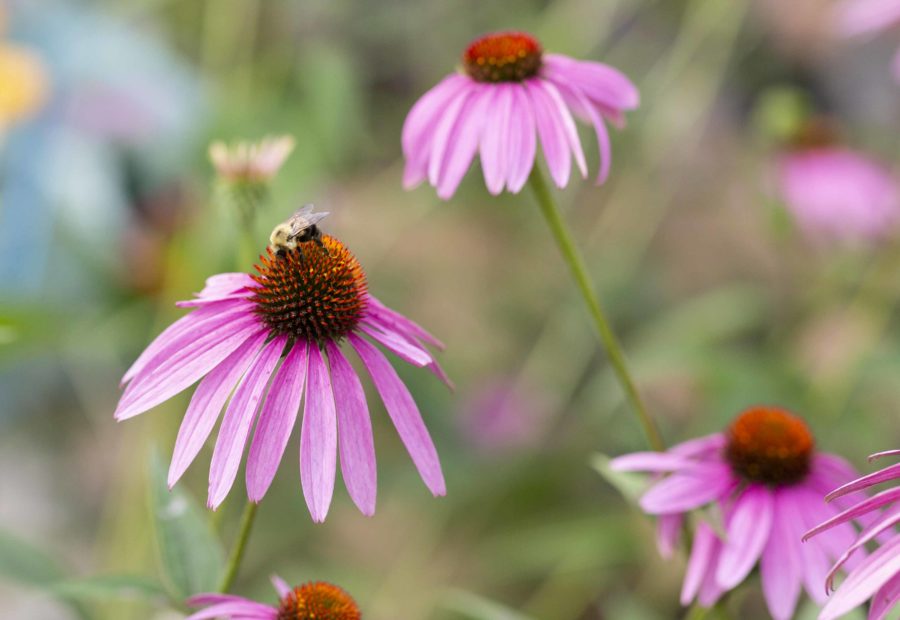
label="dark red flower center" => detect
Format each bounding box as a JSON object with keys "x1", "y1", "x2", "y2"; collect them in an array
[
  {"x1": 463, "y1": 31, "x2": 542, "y2": 83},
  {"x1": 725, "y1": 406, "x2": 814, "y2": 486},
  {"x1": 277, "y1": 582, "x2": 361, "y2": 620},
  {"x1": 251, "y1": 234, "x2": 367, "y2": 346}
]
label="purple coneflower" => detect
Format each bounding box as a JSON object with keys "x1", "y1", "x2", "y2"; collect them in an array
[
  {"x1": 611, "y1": 406, "x2": 862, "y2": 619},
  {"x1": 837, "y1": 0, "x2": 900, "y2": 79},
  {"x1": 187, "y1": 576, "x2": 360, "y2": 619},
  {"x1": 777, "y1": 123, "x2": 900, "y2": 244},
  {"x1": 115, "y1": 233, "x2": 447, "y2": 522},
  {"x1": 209, "y1": 135, "x2": 296, "y2": 184},
  {"x1": 805, "y1": 449, "x2": 900, "y2": 620},
  {"x1": 402, "y1": 30, "x2": 639, "y2": 199}
]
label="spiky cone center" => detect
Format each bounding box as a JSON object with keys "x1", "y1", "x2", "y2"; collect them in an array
[
  {"x1": 277, "y1": 582, "x2": 361, "y2": 620},
  {"x1": 463, "y1": 31, "x2": 542, "y2": 83},
  {"x1": 725, "y1": 406, "x2": 814, "y2": 486},
  {"x1": 251, "y1": 234, "x2": 368, "y2": 346}
]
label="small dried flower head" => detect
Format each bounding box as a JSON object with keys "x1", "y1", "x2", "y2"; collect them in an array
[
  {"x1": 209, "y1": 135, "x2": 295, "y2": 183},
  {"x1": 278, "y1": 582, "x2": 361, "y2": 620},
  {"x1": 725, "y1": 406, "x2": 814, "y2": 485}
]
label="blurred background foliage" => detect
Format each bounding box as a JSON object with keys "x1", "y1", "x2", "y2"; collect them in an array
[{"x1": 1, "y1": 0, "x2": 899, "y2": 618}]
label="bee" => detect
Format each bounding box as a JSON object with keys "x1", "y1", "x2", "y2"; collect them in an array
[{"x1": 268, "y1": 204, "x2": 330, "y2": 260}]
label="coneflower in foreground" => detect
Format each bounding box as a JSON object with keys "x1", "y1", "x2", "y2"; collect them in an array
[
  {"x1": 804, "y1": 449, "x2": 900, "y2": 620},
  {"x1": 611, "y1": 406, "x2": 863, "y2": 619},
  {"x1": 402, "y1": 30, "x2": 638, "y2": 199},
  {"x1": 115, "y1": 230, "x2": 448, "y2": 522},
  {"x1": 187, "y1": 576, "x2": 360, "y2": 620}
]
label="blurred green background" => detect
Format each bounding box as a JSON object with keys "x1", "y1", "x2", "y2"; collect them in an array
[{"x1": 2, "y1": 0, "x2": 900, "y2": 618}]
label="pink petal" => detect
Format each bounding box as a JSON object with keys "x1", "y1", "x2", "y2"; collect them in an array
[
  {"x1": 804, "y1": 486, "x2": 900, "y2": 541},
  {"x1": 826, "y1": 461, "x2": 900, "y2": 501},
  {"x1": 870, "y1": 449, "x2": 900, "y2": 462},
  {"x1": 507, "y1": 84, "x2": 537, "y2": 193},
  {"x1": 716, "y1": 485, "x2": 773, "y2": 589},
  {"x1": 870, "y1": 571, "x2": 900, "y2": 620},
  {"x1": 270, "y1": 574, "x2": 291, "y2": 599},
  {"x1": 402, "y1": 75, "x2": 471, "y2": 189},
  {"x1": 542, "y1": 54, "x2": 640, "y2": 110},
  {"x1": 548, "y1": 77, "x2": 612, "y2": 184},
  {"x1": 540, "y1": 80, "x2": 587, "y2": 179},
  {"x1": 434, "y1": 86, "x2": 493, "y2": 200},
  {"x1": 824, "y1": 505, "x2": 900, "y2": 593},
  {"x1": 177, "y1": 273, "x2": 257, "y2": 307},
  {"x1": 787, "y1": 487, "x2": 832, "y2": 605},
  {"x1": 761, "y1": 489, "x2": 802, "y2": 620},
  {"x1": 639, "y1": 463, "x2": 735, "y2": 514},
  {"x1": 526, "y1": 79, "x2": 572, "y2": 188},
  {"x1": 246, "y1": 342, "x2": 309, "y2": 502},
  {"x1": 185, "y1": 600, "x2": 276, "y2": 619},
  {"x1": 359, "y1": 323, "x2": 432, "y2": 367},
  {"x1": 365, "y1": 296, "x2": 445, "y2": 350},
  {"x1": 426, "y1": 85, "x2": 476, "y2": 192},
  {"x1": 669, "y1": 433, "x2": 727, "y2": 458},
  {"x1": 349, "y1": 334, "x2": 445, "y2": 496},
  {"x1": 657, "y1": 513, "x2": 682, "y2": 559},
  {"x1": 681, "y1": 521, "x2": 720, "y2": 605},
  {"x1": 300, "y1": 345, "x2": 337, "y2": 523},
  {"x1": 479, "y1": 85, "x2": 513, "y2": 194},
  {"x1": 819, "y1": 535, "x2": 900, "y2": 620},
  {"x1": 121, "y1": 299, "x2": 251, "y2": 385},
  {"x1": 327, "y1": 342, "x2": 377, "y2": 516},
  {"x1": 167, "y1": 331, "x2": 268, "y2": 487},
  {"x1": 207, "y1": 336, "x2": 286, "y2": 509},
  {"x1": 116, "y1": 314, "x2": 262, "y2": 421},
  {"x1": 836, "y1": 0, "x2": 900, "y2": 37},
  {"x1": 608, "y1": 451, "x2": 693, "y2": 472}
]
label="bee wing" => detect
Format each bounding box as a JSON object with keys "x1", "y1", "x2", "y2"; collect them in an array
[
  {"x1": 295, "y1": 203, "x2": 316, "y2": 217},
  {"x1": 303, "y1": 211, "x2": 330, "y2": 226}
]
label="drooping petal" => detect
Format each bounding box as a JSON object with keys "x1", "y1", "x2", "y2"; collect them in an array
[
  {"x1": 804, "y1": 487, "x2": 900, "y2": 541},
  {"x1": 426, "y1": 86, "x2": 477, "y2": 191},
  {"x1": 823, "y1": 504, "x2": 900, "y2": 593},
  {"x1": 657, "y1": 513, "x2": 683, "y2": 560},
  {"x1": 869, "y1": 572, "x2": 900, "y2": 620},
  {"x1": 434, "y1": 86, "x2": 493, "y2": 200},
  {"x1": 507, "y1": 83, "x2": 537, "y2": 193},
  {"x1": 402, "y1": 75, "x2": 471, "y2": 188},
  {"x1": 639, "y1": 463, "x2": 735, "y2": 514},
  {"x1": 327, "y1": 342, "x2": 377, "y2": 516},
  {"x1": 479, "y1": 84, "x2": 513, "y2": 194},
  {"x1": 121, "y1": 299, "x2": 251, "y2": 385},
  {"x1": 365, "y1": 296, "x2": 445, "y2": 350},
  {"x1": 207, "y1": 335, "x2": 286, "y2": 509},
  {"x1": 548, "y1": 77, "x2": 613, "y2": 184},
  {"x1": 349, "y1": 334, "x2": 445, "y2": 496},
  {"x1": 819, "y1": 535, "x2": 900, "y2": 620},
  {"x1": 527, "y1": 78, "x2": 572, "y2": 188},
  {"x1": 761, "y1": 489, "x2": 802, "y2": 620},
  {"x1": 168, "y1": 331, "x2": 268, "y2": 487},
  {"x1": 176, "y1": 273, "x2": 257, "y2": 307},
  {"x1": 540, "y1": 80, "x2": 587, "y2": 179},
  {"x1": 300, "y1": 345, "x2": 337, "y2": 523},
  {"x1": 608, "y1": 451, "x2": 693, "y2": 472},
  {"x1": 826, "y1": 461, "x2": 900, "y2": 501},
  {"x1": 116, "y1": 314, "x2": 263, "y2": 421},
  {"x1": 542, "y1": 54, "x2": 640, "y2": 110},
  {"x1": 716, "y1": 485, "x2": 773, "y2": 589},
  {"x1": 185, "y1": 600, "x2": 276, "y2": 620},
  {"x1": 681, "y1": 521, "x2": 720, "y2": 605},
  {"x1": 246, "y1": 342, "x2": 309, "y2": 502},
  {"x1": 870, "y1": 449, "x2": 900, "y2": 462},
  {"x1": 359, "y1": 323, "x2": 432, "y2": 367}
]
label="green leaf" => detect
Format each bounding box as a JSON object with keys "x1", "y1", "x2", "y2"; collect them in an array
[
  {"x1": 148, "y1": 451, "x2": 224, "y2": 599},
  {"x1": 50, "y1": 574, "x2": 170, "y2": 604},
  {"x1": 440, "y1": 589, "x2": 537, "y2": 620},
  {"x1": 0, "y1": 528, "x2": 67, "y2": 586},
  {"x1": 590, "y1": 453, "x2": 646, "y2": 503}
]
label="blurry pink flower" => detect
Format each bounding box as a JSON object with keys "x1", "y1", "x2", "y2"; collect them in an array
[
  {"x1": 115, "y1": 234, "x2": 448, "y2": 522},
  {"x1": 611, "y1": 406, "x2": 863, "y2": 620},
  {"x1": 805, "y1": 449, "x2": 900, "y2": 620},
  {"x1": 209, "y1": 135, "x2": 295, "y2": 183},
  {"x1": 402, "y1": 31, "x2": 639, "y2": 199},
  {"x1": 837, "y1": 0, "x2": 900, "y2": 79},
  {"x1": 460, "y1": 378, "x2": 548, "y2": 453},
  {"x1": 187, "y1": 575, "x2": 360, "y2": 619},
  {"x1": 778, "y1": 147, "x2": 900, "y2": 243}
]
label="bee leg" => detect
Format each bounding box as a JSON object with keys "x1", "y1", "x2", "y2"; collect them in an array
[{"x1": 314, "y1": 236, "x2": 329, "y2": 256}]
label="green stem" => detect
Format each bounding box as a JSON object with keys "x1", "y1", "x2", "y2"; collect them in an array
[
  {"x1": 218, "y1": 500, "x2": 258, "y2": 593},
  {"x1": 528, "y1": 168, "x2": 664, "y2": 451}
]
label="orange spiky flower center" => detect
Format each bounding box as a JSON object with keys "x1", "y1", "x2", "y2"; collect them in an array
[
  {"x1": 277, "y1": 582, "x2": 361, "y2": 620},
  {"x1": 251, "y1": 234, "x2": 367, "y2": 346},
  {"x1": 463, "y1": 31, "x2": 542, "y2": 83},
  {"x1": 725, "y1": 406, "x2": 814, "y2": 486}
]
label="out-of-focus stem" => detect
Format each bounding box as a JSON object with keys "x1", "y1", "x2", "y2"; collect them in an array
[
  {"x1": 528, "y1": 167, "x2": 664, "y2": 451},
  {"x1": 218, "y1": 500, "x2": 258, "y2": 593}
]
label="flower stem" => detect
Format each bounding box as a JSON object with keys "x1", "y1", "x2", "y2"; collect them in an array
[
  {"x1": 218, "y1": 500, "x2": 258, "y2": 593},
  {"x1": 528, "y1": 168, "x2": 664, "y2": 451}
]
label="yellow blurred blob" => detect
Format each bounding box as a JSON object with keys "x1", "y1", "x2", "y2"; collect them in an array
[{"x1": 0, "y1": 43, "x2": 48, "y2": 128}]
